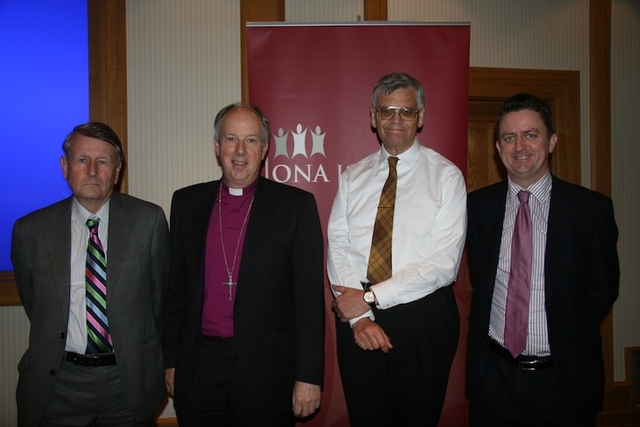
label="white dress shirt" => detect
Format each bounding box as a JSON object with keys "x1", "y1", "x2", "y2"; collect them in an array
[
  {"x1": 489, "y1": 172, "x2": 552, "y2": 356},
  {"x1": 327, "y1": 140, "x2": 467, "y2": 326},
  {"x1": 66, "y1": 199, "x2": 110, "y2": 354}
]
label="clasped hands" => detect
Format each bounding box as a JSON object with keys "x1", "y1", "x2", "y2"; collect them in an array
[{"x1": 332, "y1": 285, "x2": 393, "y2": 353}]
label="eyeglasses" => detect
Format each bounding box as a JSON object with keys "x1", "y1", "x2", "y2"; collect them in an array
[{"x1": 375, "y1": 106, "x2": 419, "y2": 121}]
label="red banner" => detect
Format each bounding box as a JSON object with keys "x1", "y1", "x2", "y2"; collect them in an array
[{"x1": 247, "y1": 23, "x2": 470, "y2": 426}]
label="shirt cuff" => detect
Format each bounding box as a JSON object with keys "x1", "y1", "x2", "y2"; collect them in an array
[
  {"x1": 348, "y1": 310, "x2": 375, "y2": 327},
  {"x1": 370, "y1": 280, "x2": 398, "y2": 310}
]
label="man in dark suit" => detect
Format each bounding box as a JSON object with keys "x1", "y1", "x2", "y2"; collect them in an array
[
  {"x1": 11, "y1": 122, "x2": 170, "y2": 426},
  {"x1": 466, "y1": 93, "x2": 619, "y2": 426},
  {"x1": 162, "y1": 103, "x2": 325, "y2": 426}
]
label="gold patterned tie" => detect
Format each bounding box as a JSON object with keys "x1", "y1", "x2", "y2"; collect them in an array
[{"x1": 367, "y1": 156, "x2": 399, "y2": 284}]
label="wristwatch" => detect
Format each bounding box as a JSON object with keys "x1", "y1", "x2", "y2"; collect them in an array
[{"x1": 362, "y1": 282, "x2": 376, "y2": 306}]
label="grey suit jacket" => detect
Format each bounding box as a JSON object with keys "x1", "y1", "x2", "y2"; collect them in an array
[{"x1": 11, "y1": 192, "x2": 170, "y2": 426}]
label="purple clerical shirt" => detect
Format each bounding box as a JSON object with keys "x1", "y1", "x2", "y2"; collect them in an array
[{"x1": 201, "y1": 180, "x2": 257, "y2": 337}]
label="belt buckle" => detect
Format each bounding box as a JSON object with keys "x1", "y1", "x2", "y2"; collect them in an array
[
  {"x1": 518, "y1": 358, "x2": 550, "y2": 371},
  {"x1": 518, "y1": 359, "x2": 539, "y2": 371},
  {"x1": 67, "y1": 351, "x2": 115, "y2": 367}
]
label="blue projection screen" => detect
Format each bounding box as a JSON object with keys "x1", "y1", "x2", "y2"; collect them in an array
[{"x1": 0, "y1": 0, "x2": 88, "y2": 270}]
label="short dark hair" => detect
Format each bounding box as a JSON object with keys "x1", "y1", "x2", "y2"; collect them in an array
[
  {"x1": 62, "y1": 122, "x2": 124, "y2": 165},
  {"x1": 214, "y1": 103, "x2": 270, "y2": 146},
  {"x1": 371, "y1": 72, "x2": 425, "y2": 111},
  {"x1": 495, "y1": 93, "x2": 555, "y2": 141}
]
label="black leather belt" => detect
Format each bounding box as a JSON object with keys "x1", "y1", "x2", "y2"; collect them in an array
[
  {"x1": 489, "y1": 339, "x2": 552, "y2": 371},
  {"x1": 65, "y1": 351, "x2": 116, "y2": 367},
  {"x1": 200, "y1": 334, "x2": 233, "y2": 342}
]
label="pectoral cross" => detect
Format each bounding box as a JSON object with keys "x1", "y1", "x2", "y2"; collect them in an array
[{"x1": 223, "y1": 274, "x2": 237, "y2": 301}]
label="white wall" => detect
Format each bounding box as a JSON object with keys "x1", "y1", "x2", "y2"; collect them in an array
[
  {"x1": 0, "y1": 307, "x2": 29, "y2": 424},
  {"x1": 389, "y1": 0, "x2": 592, "y2": 183},
  {"x1": 126, "y1": 0, "x2": 242, "y2": 217},
  {"x1": 610, "y1": 0, "x2": 640, "y2": 382}
]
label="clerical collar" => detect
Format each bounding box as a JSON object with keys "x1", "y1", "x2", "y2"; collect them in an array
[
  {"x1": 229, "y1": 187, "x2": 243, "y2": 196},
  {"x1": 221, "y1": 179, "x2": 258, "y2": 197}
]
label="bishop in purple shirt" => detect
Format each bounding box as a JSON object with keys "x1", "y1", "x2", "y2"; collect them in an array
[{"x1": 162, "y1": 103, "x2": 325, "y2": 426}]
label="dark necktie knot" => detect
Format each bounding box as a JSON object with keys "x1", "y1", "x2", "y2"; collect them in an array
[
  {"x1": 388, "y1": 156, "x2": 399, "y2": 169},
  {"x1": 87, "y1": 218, "x2": 100, "y2": 232},
  {"x1": 517, "y1": 190, "x2": 530, "y2": 204}
]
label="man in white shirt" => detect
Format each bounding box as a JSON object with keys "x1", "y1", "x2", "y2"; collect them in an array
[{"x1": 328, "y1": 72, "x2": 467, "y2": 426}]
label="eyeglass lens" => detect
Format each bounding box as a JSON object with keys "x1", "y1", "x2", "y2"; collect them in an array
[{"x1": 377, "y1": 107, "x2": 417, "y2": 120}]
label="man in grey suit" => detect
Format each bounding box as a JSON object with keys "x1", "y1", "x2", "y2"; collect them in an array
[{"x1": 11, "y1": 122, "x2": 170, "y2": 426}]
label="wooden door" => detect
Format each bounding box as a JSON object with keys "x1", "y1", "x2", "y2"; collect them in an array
[{"x1": 467, "y1": 67, "x2": 581, "y2": 193}]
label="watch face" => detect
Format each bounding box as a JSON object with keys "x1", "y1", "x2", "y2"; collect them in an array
[{"x1": 364, "y1": 291, "x2": 375, "y2": 304}]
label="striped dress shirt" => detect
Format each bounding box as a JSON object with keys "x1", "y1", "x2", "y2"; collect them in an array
[{"x1": 489, "y1": 172, "x2": 552, "y2": 357}]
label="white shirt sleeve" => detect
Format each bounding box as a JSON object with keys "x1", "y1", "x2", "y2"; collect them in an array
[{"x1": 327, "y1": 142, "x2": 467, "y2": 319}]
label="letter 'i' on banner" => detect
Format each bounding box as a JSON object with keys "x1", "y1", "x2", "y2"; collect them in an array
[{"x1": 247, "y1": 22, "x2": 470, "y2": 427}]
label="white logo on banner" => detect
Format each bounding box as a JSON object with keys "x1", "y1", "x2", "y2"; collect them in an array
[
  {"x1": 267, "y1": 124, "x2": 338, "y2": 184},
  {"x1": 273, "y1": 124, "x2": 326, "y2": 159}
]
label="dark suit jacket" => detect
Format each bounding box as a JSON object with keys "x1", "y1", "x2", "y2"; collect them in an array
[
  {"x1": 11, "y1": 192, "x2": 170, "y2": 426},
  {"x1": 466, "y1": 176, "x2": 619, "y2": 417},
  {"x1": 162, "y1": 177, "x2": 325, "y2": 421}
]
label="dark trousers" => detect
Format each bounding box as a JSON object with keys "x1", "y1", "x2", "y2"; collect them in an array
[
  {"x1": 336, "y1": 285, "x2": 460, "y2": 427},
  {"x1": 469, "y1": 345, "x2": 595, "y2": 427},
  {"x1": 175, "y1": 337, "x2": 294, "y2": 427},
  {"x1": 39, "y1": 360, "x2": 153, "y2": 427}
]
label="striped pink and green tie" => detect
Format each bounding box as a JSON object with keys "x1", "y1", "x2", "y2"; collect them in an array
[{"x1": 85, "y1": 218, "x2": 113, "y2": 354}]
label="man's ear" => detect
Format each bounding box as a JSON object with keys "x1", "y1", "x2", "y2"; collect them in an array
[
  {"x1": 548, "y1": 133, "x2": 558, "y2": 154},
  {"x1": 370, "y1": 107, "x2": 377, "y2": 129},
  {"x1": 60, "y1": 156, "x2": 69, "y2": 181}
]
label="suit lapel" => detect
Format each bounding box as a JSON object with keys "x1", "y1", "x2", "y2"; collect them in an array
[
  {"x1": 482, "y1": 185, "x2": 507, "y2": 241},
  {"x1": 481, "y1": 183, "x2": 508, "y2": 300},
  {"x1": 192, "y1": 182, "x2": 220, "y2": 301},
  {"x1": 105, "y1": 193, "x2": 134, "y2": 304},
  {"x1": 545, "y1": 177, "x2": 571, "y2": 288},
  {"x1": 482, "y1": 181, "x2": 508, "y2": 259},
  {"x1": 42, "y1": 198, "x2": 73, "y2": 323},
  {"x1": 238, "y1": 178, "x2": 272, "y2": 284}
]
